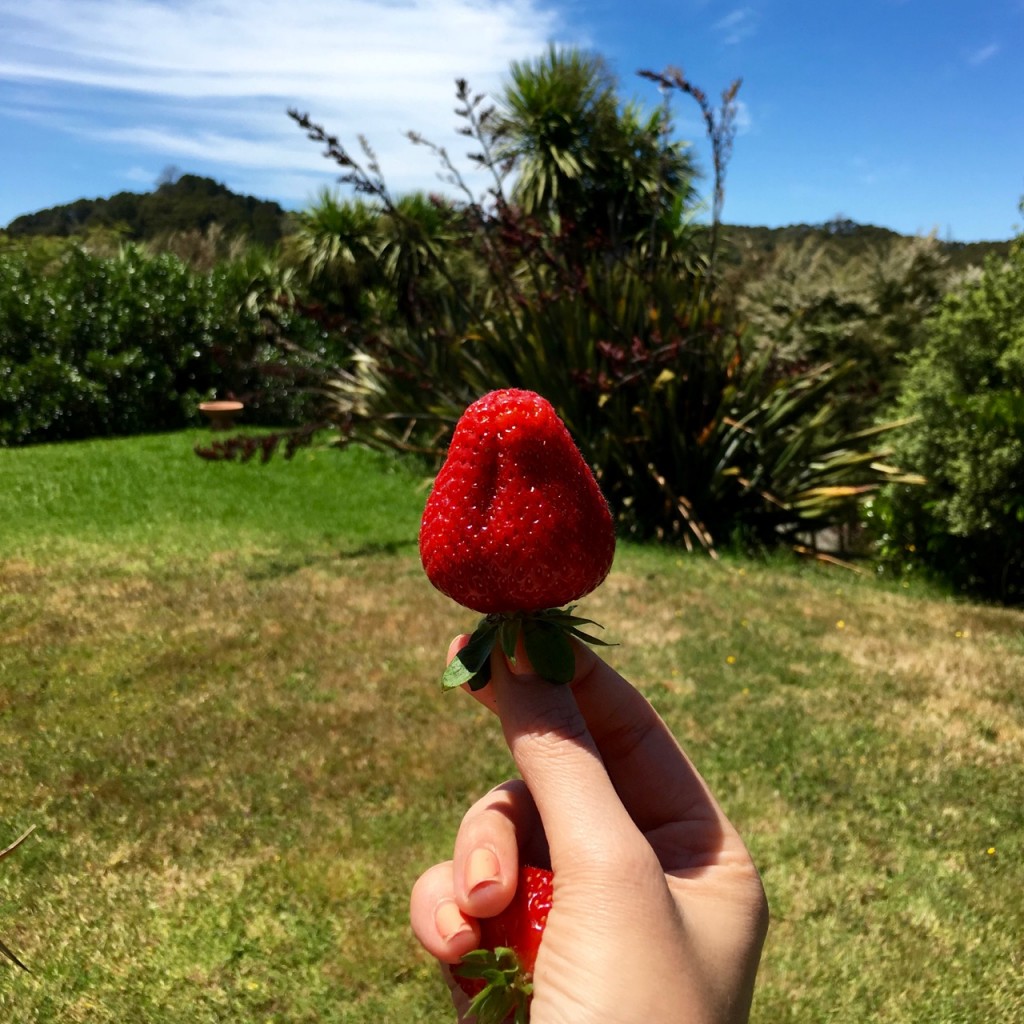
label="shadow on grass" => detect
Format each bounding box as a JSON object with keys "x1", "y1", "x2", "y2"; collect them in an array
[{"x1": 244, "y1": 538, "x2": 418, "y2": 580}]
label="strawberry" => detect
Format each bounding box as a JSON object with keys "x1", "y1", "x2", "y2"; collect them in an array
[
  {"x1": 451, "y1": 865, "x2": 553, "y2": 1024},
  {"x1": 419, "y1": 389, "x2": 616, "y2": 687}
]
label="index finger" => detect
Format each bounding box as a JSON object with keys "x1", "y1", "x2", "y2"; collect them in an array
[
  {"x1": 473, "y1": 641, "x2": 735, "y2": 845},
  {"x1": 486, "y1": 647, "x2": 645, "y2": 868}
]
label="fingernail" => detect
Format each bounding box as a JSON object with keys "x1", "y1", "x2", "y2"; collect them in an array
[
  {"x1": 465, "y1": 847, "x2": 501, "y2": 894},
  {"x1": 435, "y1": 899, "x2": 472, "y2": 943}
]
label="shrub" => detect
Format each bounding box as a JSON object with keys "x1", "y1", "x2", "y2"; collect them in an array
[
  {"x1": 735, "y1": 232, "x2": 951, "y2": 429},
  {"x1": 0, "y1": 243, "x2": 209, "y2": 443},
  {"x1": 206, "y1": 248, "x2": 330, "y2": 426},
  {"x1": 876, "y1": 232, "x2": 1024, "y2": 602},
  {"x1": 0, "y1": 239, "x2": 321, "y2": 445},
  {"x1": 274, "y1": 59, "x2": 914, "y2": 552}
]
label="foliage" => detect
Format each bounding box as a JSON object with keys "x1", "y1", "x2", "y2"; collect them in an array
[
  {"x1": 0, "y1": 242, "x2": 210, "y2": 444},
  {"x1": 372, "y1": 244, "x2": 914, "y2": 549},
  {"x1": 207, "y1": 246, "x2": 332, "y2": 425},
  {"x1": 4, "y1": 174, "x2": 287, "y2": 247},
  {"x1": 0, "y1": 239, "x2": 321, "y2": 445},
  {"x1": 492, "y1": 47, "x2": 700, "y2": 256},
  {"x1": 873, "y1": 234, "x2": 1024, "y2": 602},
  {"x1": 720, "y1": 217, "x2": 1013, "y2": 275},
  {"x1": 145, "y1": 222, "x2": 252, "y2": 273},
  {"x1": 280, "y1": 55, "x2": 913, "y2": 553},
  {"x1": 285, "y1": 189, "x2": 382, "y2": 317},
  {"x1": 638, "y1": 67, "x2": 743, "y2": 273},
  {"x1": 735, "y1": 232, "x2": 951, "y2": 425}
]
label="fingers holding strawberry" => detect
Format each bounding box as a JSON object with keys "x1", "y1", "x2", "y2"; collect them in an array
[
  {"x1": 409, "y1": 780, "x2": 549, "y2": 1024},
  {"x1": 410, "y1": 776, "x2": 544, "y2": 950},
  {"x1": 412, "y1": 862, "x2": 553, "y2": 1024},
  {"x1": 410, "y1": 861, "x2": 481, "y2": 965},
  {"x1": 411, "y1": 641, "x2": 768, "y2": 1024},
  {"x1": 414, "y1": 390, "x2": 767, "y2": 1021}
]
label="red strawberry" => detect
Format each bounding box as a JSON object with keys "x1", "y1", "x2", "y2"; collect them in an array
[
  {"x1": 420, "y1": 389, "x2": 616, "y2": 688},
  {"x1": 451, "y1": 865, "x2": 553, "y2": 1024},
  {"x1": 420, "y1": 388, "x2": 614, "y2": 615}
]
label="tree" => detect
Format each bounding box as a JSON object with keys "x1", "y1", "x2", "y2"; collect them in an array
[
  {"x1": 490, "y1": 46, "x2": 698, "y2": 256},
  {"x1": 736, "y1": 232, "x2": 951, "y2": 428},
  {"x1": 376, "y1": 192, "x2": 465, "y2": 322},
  {"x1": 156, "y1": 165, "x2": 182, "y2": 188},
  {"x1": 286, "y1": 189, "x2": 380, "y2": 316},
  {"x1": 878, "y1": 229, "x2": 1024, "y2": 602},
  {"x1": 276, "y1": 69, "x2": 915, "y2": 553}
]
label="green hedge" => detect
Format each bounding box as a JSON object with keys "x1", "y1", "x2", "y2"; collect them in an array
[
  {"x1": 0, "y1": 241, "x2": 323, "y2": 445},
  {"x1": 876, "y1": 237, "x2": 1024, "y2": 602}
]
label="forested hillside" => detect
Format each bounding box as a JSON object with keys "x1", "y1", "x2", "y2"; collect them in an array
[
  {"x1": 721, "y1": 218, "x2": 1012, "y2": 272},
  {"x1": 3, "y1": 180, "x2": 1011, "y2": 270},
  {"x1": 3, "y1": 174, "x2": 288, "y2": 247}
]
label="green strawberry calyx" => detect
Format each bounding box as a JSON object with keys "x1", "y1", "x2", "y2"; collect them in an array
[
  {"x1": 441, "y1": 606, "x2": 614, "y2": 691},
  {"x1": 452, "y1": 946, "x2": 533, "y2": 1024}
]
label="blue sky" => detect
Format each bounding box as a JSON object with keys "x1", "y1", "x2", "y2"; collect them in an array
[{"x1": 2, "y1": 0, "x2": 1022, "y2": 241}]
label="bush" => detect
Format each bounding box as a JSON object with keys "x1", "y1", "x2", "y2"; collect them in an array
[
  {"x1": 0, "y1": 239, "x2": 323, "y2": 445},
  {"x1": 876, "y1": 233, "x2": 1024, "y2": 602},
  {"x1": 205, "y1": 248, "x2": 331, "y2": 426},
  {"x1": 735, "y1": 232, "x2": 951, "y2": 429},
  {"x1": 0, "y1": 243, "x2": 208, "y2": 443},
  {"x1": 276, "y1": 61, "x2": 914, "y2": 552}
]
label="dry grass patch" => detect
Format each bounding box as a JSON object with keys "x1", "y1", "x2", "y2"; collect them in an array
[
  {"x1": 818, "y1": 584, "x2": 1024, "y2": 767},
  {"x1": 2, "y1": 429, "x2": 1023, "y2": 1022},
  {"x1": 1, "y1": 545, "x2": 484, "y2": 1022}
]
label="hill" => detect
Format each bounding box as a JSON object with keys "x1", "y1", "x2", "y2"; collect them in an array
[
  {"x1": 3, "y1": 184, "x2": 1013, "y2": 272},
  {"x1": 3, "y1": 174, "x2": 288, "y2": 248},
  {"x1": 720, "y1": 218, "x2": 1012, "y2": 272}
]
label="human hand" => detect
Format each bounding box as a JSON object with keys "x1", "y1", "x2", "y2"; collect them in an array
[{"x1": 410, "y1": 639, "x2": 769, "y2": 1023}]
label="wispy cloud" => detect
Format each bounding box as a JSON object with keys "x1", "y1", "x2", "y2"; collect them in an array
[
  {"x1": 0, "y1": 0, "x2": 562, "y2": 204},
  {"x1": 733, "y1": 99, "x2": 753, "y2": 136},
  {"x1": 713, "y1": 6, "x2": 758, "y2": 46},
  {"x1": 966, "y1": 42, "x2": 1000, "y2": 66},
  {"x1": 850, "y1": 155, "x2": 911, "y2": 189}
]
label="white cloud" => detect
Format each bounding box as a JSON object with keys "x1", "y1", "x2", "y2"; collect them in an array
[
  {"x1": 0, "y1": 0, "x2": 562, "y2": 205},
  {"x1": 713, "y1": 6, "x2": 758, "y2": 46},
  {"x1": 850, "y1": 154, "x2": 911, "y2": 189},
  {"x1": 120, "y1": 165, "x2": 161, "y2": 186},
  {"x1": 732, "y1": 98, "x2": 752, "y2": 136},
  {"x1": 967, "y1": 42, "x2": 1000, "y2": 66}
]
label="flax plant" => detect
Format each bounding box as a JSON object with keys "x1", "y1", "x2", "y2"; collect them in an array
[{"x1": 271, "y1": 51, "x2": 917, "y2": 552}]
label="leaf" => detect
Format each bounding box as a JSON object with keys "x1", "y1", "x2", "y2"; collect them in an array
[
  {"x1": 522, "y1": 619, "x2": 576, "y2": 684},
  {"x1": 0, "y1": 826, "x2": 35, "y2": 863},
  {"x1": 0, "y1": 826, "x2": 33, "y2": 971},
  {"x1": 541, "y1": 610, "x2": 617, "y2": 648},
  {"x1": 441, "y1": 621, "x2": 498, "y2": 691},
  {"x1": 465, "y1": 661, "x2": 495, "y2": 691},
  {"x1": 566, "y1": 625, "x2": 616, "y2": 647},
  {"x1": 455, "y1": 947, "x2": 528, "y2": 1024},
  {"x1": 544, "y1": 610, "x2": 600, "y2": 628},
  {"x1": 0, "y1": 937, "x2": 28, "y2": 972},
  {"x1": 499, "y1": 618, "x2": 521, "y2": 662}
]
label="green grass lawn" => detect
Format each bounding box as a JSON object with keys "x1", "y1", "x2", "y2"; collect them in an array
[{"x1": 1, "y1": 430, "x2": 1022, "y2": 1022}]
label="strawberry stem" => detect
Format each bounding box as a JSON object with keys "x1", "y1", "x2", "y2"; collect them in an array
[{"x1": 440, "y1": 608, "x2": 613, "y2": 690}]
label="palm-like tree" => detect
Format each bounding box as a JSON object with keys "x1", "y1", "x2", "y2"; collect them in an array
[
  {"x1": 287, "y1": 189, "x2": 379, "y2": 314},
  {"x1": 494, "y1": 47, "x2": 615, "y2": 218},
  {"x1": 376, "y1": 192, "x2": 465, "y2": 321},
  {"x1": 491, "y1": 46, "x2": 698, "y2": 255}
]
